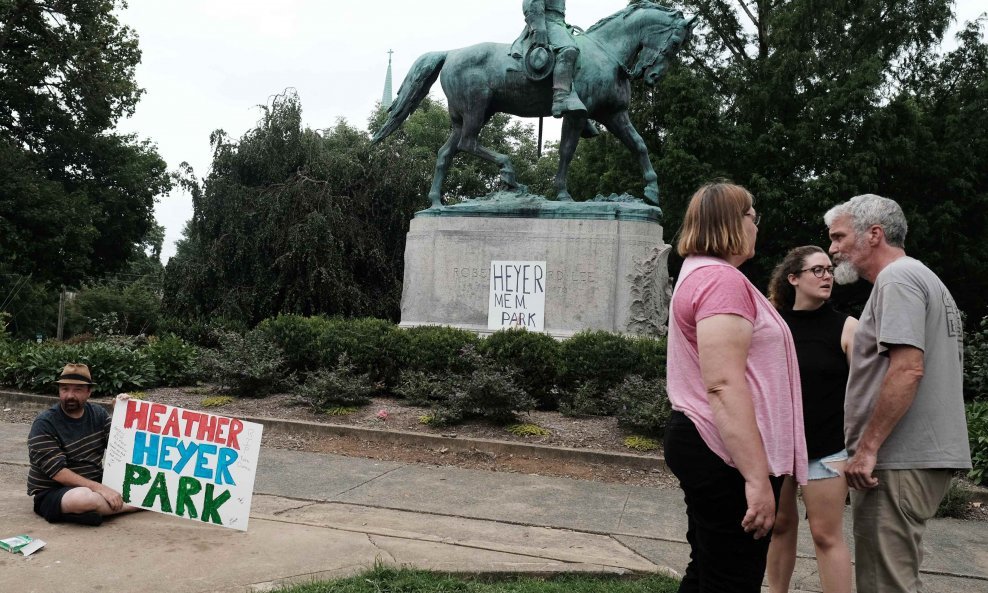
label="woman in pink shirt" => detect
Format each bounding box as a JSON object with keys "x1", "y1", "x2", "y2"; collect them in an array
[{"x1": 664, "y1": 182, "x2": 807, "y2": 593}]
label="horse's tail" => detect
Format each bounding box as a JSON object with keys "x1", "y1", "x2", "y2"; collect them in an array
[{"x1": 371, "y1": 51, "x2": 447, "y2": 144}]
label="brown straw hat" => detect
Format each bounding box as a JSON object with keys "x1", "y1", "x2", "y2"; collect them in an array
[{"x1": 55, "y1": 363, "x2": 96, "y2": 386}]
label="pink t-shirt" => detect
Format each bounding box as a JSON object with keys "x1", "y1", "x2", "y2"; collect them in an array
[{"x1": 667, "y1": 256, "x2": 808, "y2": 484}]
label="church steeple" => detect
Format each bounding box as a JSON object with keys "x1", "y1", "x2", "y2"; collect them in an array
[{"x1": 381, "y1": 49, "x2": 394, "y2": 109}]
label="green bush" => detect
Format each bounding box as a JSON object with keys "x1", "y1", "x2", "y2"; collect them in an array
[
  {"x1": 395, "y1": 369, "x2": 456, "y2": 407},
  {"x1": 0, "y1": 340, "x2": 155, "y2": 396},
  {"x1": 202, "y1": 330, "x2": 288, "y2": 397},
  {"x1": 78, "y1": 341, "x2": 156, "y2": 395},
  {"x1": 631, "y1": 336, "x2": 667, "y2": 380},
  {"x1": 145, "y1": 334, "x2": 200, "y2": 386},
  {"x1": 967, "y1": 400, "x2": 988, "y2": 485},
  {"x1": 403, "y1": 347, "x2": 535, "y2": 426},
  {"x1": 624, "y1": 435, "x2": 660, "y2": 452},
  {"x1": 318, "y1": 317, "x2": 408, "y2": 387},
  {"x1": 156, "y1": 316, "x2": 249, "y2": 348},
  {"x1": 260, "y1": 316, "x2": 408, "y2": 387},
  {"x1": 294, "y1": 355, "x2": 375, "y2": 411},
  {"x1": 964, "y1": 316, "x2": 988, "y2": 401},
  {"x1": 65, "y1": 281, "x2": 161, "y2": 337},
  {"x1": 401, "y1": 325, "x2": 480, "y2": 375},
  {"x1": 558, "y1": 330, "x2": 639, "y2": 390},
  {"x1": 0, "y1": 342, "x2": 69, "y2": 393},
  {"x1": 479, "y1": 328, "x2": 562, "y2": 409},
  {"x1": 611, "y1": 375, "x2": 671, "y2": 436},
  {"x1": 201, "y1": 395, "x2": 234, "y2": 408},
  {"x1": 257, "y1": 314, "x2": 333, "y2": 374},
  {"x1": 506, "y1": 423, "x2": 550, "y2": 437},
  {"x1": 557, "y1": 381, "x2": 615, "y2": 417}
]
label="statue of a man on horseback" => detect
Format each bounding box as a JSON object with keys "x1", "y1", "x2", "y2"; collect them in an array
[
  {"x1": 510, "y1": 0, "x2": 586, "y2": 118},
  {"x1": 372, "y1": 1, "x2": 697, "y2": 208}
]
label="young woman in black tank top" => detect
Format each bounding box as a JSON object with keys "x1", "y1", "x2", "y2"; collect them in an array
[{"x1": 765, "y1": 246, "x2": 857, "y2": 593}]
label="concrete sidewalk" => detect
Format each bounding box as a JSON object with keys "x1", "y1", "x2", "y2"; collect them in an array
[{"x1": 1, "y1": 421, "x2": 985, "y2": 593}]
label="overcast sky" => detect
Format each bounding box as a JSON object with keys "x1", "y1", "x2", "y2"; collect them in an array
[{"x1": 113, "y1": 1, "x2": 986, "y2": 261}]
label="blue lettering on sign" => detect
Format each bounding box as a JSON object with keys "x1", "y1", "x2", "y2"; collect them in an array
[{"x1": 129, "y1": 430, "x2": 239, "y2": 486}]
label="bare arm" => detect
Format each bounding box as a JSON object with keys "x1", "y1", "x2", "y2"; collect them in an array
[
  {"x1": 845, "y1": 344, "x2": 923, "y2": 490},
  {"x1": 697, "y1": 313, "x2": 775, "y2": 539},
  {"x1": 841, "y1": 316, "x2": 858, "y2": 366}
]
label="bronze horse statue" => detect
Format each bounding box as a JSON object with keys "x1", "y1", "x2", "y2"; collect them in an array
[{"x1": 372, "y1": 1, "x2": 696, "y2": 208}]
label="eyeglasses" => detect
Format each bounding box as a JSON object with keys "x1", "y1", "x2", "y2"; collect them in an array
[
  {"x1": 798, "y1": 265, "x2": 835, "y2": 278},
  {"x1": 744, "y1": 212, "x2": 761, "y2": 225}
]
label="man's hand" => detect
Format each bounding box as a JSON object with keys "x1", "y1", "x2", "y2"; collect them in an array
[
  {"x1": 113, "y1": 393, "x2": 131, "y2": 408},
  {"x1": 845, "y1": 450, "x2": 879, "y2": 490},
  {"x1": 532, "y1": 29, "x2": 548, "y2": 47},
  {"x1": 741, "y1": 478, "x2": 776, "y2": 539},
  {"x1": 96, "y1": 484, "x2": 124, "y2": 512}
]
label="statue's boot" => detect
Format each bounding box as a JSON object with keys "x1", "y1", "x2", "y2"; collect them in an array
[
  {"x1": 551, "y1": 49, "x2": 587, "y2": 118},
  {"x1": 581, "y1": 120, "x2": 600, "y2": 138}
]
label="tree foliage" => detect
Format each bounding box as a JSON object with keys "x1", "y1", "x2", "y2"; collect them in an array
[
  {"x1": 1, "y1": 0, "x2": 171, "y2": 335},
  {"x1": 566, "y1": 1, "x2": 987, "y2": 318},
  {"x1": 163, "y1": 90, "x2": 547, "y2": 324}
]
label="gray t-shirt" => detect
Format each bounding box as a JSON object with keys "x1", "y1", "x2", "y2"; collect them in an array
[{"x1": 845, "y1": 256, "x2": 971, "y2": 469}]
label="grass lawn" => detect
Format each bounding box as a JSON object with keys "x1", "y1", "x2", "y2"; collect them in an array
[{"x1": 274, "y1": 566, "x2": 680, "y2": 593}]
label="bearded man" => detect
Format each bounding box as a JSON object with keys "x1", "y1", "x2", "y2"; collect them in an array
[
  {"x1": 27, "y1": 363, "x2": 137, "y2": 526},
  {"x1": 824, "y1": 194, "x2": 971, "y2": 592}
]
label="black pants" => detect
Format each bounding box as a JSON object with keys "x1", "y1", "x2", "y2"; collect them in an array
[{"x1": 664, "y1": 411, "x2": 784, "y2": 593}]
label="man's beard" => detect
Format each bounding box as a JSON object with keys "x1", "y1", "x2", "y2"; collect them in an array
[
  {"x1": 61, "y1": 398, "x2": 81, "y2": 413},
  {"x1": 833, "y1": 259, "x2": 859, "y2": 285}
]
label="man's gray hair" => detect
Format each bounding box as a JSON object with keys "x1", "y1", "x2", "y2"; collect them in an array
[{"x1": 823, "y1": 193, "x2": 907, "y2": 248}]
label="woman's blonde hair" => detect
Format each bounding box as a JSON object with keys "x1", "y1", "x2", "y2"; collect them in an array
[{"x1": 676, "y1": 182, "x2": 754, "y2": 258}]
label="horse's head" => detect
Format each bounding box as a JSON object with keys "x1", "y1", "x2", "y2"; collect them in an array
[{"x1": 633, "y1": 8, "x2": 698, "y2": 86}]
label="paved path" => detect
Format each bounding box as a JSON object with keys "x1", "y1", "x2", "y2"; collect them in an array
[{"x1": 0, "y1": 421, "x2": 985, "y2": 593}]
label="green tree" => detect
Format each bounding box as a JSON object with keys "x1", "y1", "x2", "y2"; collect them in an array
[
  {"x1": 164, "y1": 91, "x2": 545, "y2": 324},
  {"x1": 566, "y1": 1, "x2": 988, "y2": 319},
  {"x1": 0, "y1": 0, "x2": 171, "y2": 286}
]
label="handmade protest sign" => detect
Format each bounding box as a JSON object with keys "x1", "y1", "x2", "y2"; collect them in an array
[
  {"x1": 102, "y1": 399, "x2": 263, "y2": 531},
  {"x1": 488, "y1": 260, "x2": 546, "y2": 331}
]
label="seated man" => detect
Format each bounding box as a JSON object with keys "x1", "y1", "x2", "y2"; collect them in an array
[{"x1": 27, "y1": 363, "x2": 137, "y2": 526}]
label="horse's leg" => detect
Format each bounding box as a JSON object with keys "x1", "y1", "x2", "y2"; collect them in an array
[
  {"x1": 601, "y1": 110, "x2": 660, "y2": 206},
  {"x1": 429, "y1": 123, "x2": 462, "y2": 207},
  {"x1": 553, "y1": 114, "x2": 586, "y2": 201},
  {"x1": 456, "y1": 113, "x2": 524, "y2": 192}
]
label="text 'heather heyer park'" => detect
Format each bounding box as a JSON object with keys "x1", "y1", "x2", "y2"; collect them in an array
[{"x1": 103, "y1": 398, "x2": 263, "y2": 531}]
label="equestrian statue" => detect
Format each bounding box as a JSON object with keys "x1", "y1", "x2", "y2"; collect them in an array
[{"x1": 372, "y1": 1, "x2": 697, "y2": 208}]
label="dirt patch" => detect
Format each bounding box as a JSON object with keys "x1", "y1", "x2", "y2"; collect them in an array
[{"x1": 130, "y1": 389, "x2": 650, "y2": 455}]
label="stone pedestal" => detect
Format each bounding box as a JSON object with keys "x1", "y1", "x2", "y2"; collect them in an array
[{"x1": 399, "y1": 195, "x2": 671, "y2": 338}]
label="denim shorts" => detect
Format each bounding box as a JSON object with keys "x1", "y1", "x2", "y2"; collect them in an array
[{"x1": 807, "y1": 448, "x2": 848, "y2": 481}]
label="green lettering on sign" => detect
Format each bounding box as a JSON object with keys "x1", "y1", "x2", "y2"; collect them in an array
[
  {"x1": 201, "y1": 482, "x2": 231, "y2": 525},
  {"x1": 122, "y1": 463, "x2": 151, "y2": 503},
  {"x1": 142, "y1": 470, "x2": 173, "y2": 513},
  {"x1": 176, "y1": 476, "x2": 202, "y2": 519}
]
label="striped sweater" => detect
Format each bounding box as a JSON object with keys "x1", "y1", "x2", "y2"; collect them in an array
[{"x1": 27, "y1": 402, "x2": 111, "y2": 496}]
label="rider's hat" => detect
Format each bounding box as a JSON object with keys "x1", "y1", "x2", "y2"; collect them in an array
[{"x1": 524, "y1": 45, "x2": 554, "y2": 81}]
